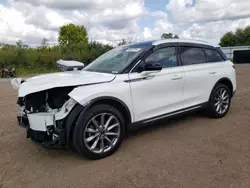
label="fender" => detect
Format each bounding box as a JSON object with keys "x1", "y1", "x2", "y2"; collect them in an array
[
  {"x1": 64, "y1": 96, "x2": 132, "y2": 147},
  {"x1": 68, "y1": 78, "x2": 134, "y2": 120},
  {"x1": 84, "y1": 96, "x2": 132, "y2": 123},
  {"x1": 209, "y1": 77, "x2": 234, "y2": 99},
  {"x1": 216, "y1": 77, "x2": 233, "y2": 92},
  {"x1": 64, "y1": 104, "x2": 84, "y2": 147}
]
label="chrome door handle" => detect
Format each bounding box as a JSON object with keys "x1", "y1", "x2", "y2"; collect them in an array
[
  {"x1": 171, "y1": 75, "x2": 183, "y2": 80},
  {"x1": 209, "y1": 71, "x2": 216, "y2": 74},
  {"x1": 124, "y1": 75, "x2": 155, "y2": 83},
  {"x1": 142, "y1": 75, "x2": 155, "y2": 80}
]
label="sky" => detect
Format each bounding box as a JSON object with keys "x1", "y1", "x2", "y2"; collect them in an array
[{"x1": 0, "y1": 0, "x2": 250, "y2": 46}]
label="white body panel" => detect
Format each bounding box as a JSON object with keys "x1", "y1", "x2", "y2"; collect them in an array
[
  {"x1": 183, "y1": 60, "x2": 236, "y2": 108},
  {"x1": 28, "y1": 113, "x2": 55, "y2": 131},
  {"x1": 68, "y1": 74, "x2": 134, "y2": 121},
  {"x1": 27, "y1": 98, "x2": 77, "y2": 131},
  {"x1": 128, "y1": 67, "x2": 184, "y2": 121},
  {"x1": 17, "y1": 71, "x2": 115, "y2": 97}
]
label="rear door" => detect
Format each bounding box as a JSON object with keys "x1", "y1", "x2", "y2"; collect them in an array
[
  {"x1": 180, "y1": 45, "x2": 223, "y2": 108},
  {"x1": 202, "y1": 47, "x2": 231, "y2": 94}
]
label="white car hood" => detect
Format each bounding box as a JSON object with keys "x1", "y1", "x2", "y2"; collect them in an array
[{"x1": 15, "y1": 71, "x2": 116, "y2": 97}]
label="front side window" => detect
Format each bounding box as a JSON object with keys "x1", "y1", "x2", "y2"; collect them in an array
[
  {"x1": 204, "y1": 48, "x2": 224, "y2": 62},
  {"x1": 84, "y1": 46, "x2": 149, "y2": 73},
  {"x1": 181, "y1": 47, "x2": 206, "y2": 65},
  {"x1": 145, "y1": 47, "x2": 177, "y2": 68}
]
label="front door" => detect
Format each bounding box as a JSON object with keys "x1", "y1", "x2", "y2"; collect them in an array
[{"x1": 128, "y1": 46, "x2": 184, "y2": 122}]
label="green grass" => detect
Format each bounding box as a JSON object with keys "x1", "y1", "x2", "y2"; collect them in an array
[{"x1": 16, "y1": 67, "x2": 58, "y2": 77}]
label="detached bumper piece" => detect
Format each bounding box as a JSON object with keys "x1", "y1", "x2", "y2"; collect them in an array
[
  {"x1": 18, "y1": 113, "x2": 67, "y2": 149},
  {"x1": 27, "y1": 127, "x2": 66, "y2": 149},
  {"x1": 17, "y1": 115, "x2": 29, "y2": 128}
]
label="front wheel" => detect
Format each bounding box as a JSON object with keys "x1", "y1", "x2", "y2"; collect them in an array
[
  {"x1": 73, "y1": 104, "x2": 125, "y2": 159},
  {"x1": 207, "y1": 83, "x2": 231, "y2": 118}
]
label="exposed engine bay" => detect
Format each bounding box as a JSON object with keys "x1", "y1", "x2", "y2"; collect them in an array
[
  {"x1": 18, "y1": 86, "x2": 75, "y2": 113},
  {"x1": 16, "y1": 86, "x2": 79, "y2": 148}
]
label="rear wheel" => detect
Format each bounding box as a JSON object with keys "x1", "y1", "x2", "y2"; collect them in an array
[
  {"x1": 73, "y1": 104, "x2": 125, "y2": 159},
  {"x1": 207, "y1": 83, "x2": 231, "y2": 118}
]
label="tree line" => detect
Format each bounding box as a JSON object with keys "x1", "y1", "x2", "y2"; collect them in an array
[
  {"x1": 219, "y1": 26, "x2": 250, "y2": 47},
  {"x1": 0, "y1": 24, "x2": 115, "y2": 75}
]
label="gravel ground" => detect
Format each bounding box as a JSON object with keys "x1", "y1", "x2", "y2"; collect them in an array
[{"x1": 0, "y1": 65, "x2": 250, "y2": 188}]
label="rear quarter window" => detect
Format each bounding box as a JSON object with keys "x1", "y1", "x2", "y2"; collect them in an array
[{"x1": 204, "y1": 48, "x2": 224, "y2": 62}]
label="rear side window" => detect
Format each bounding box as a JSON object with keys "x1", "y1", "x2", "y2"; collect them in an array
[
  {"x1": 204, "y1": 48, "x2": 224, "y2": 62},
  {"x1": 180, "y1": 47, "x2": 206, "y2": 65}
]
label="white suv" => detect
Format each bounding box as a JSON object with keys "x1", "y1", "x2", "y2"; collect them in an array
[{"x1": 12, "y1": 39, "x2": 236, "y2": 159}]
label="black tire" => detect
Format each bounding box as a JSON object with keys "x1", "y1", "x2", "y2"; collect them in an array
[
  {"x1": 73, "y1": 104, "x2": 126, "y2": 159},
  {"x1": 206, "y1": 83, "x2": 231, "y2": 118}
]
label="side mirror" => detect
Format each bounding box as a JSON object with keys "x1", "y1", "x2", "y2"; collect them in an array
[{"x1": 144, "y1": 62, "x2": 162, "y2": 72}]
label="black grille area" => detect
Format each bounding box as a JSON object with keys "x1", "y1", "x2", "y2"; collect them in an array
[
  {"x1": 25, "y1": 92, "x2": 47, "y2": 112},
  {"x1": 47, "y1": 87, "x2": 74, "y2": 109},
  {"x1": 19, "y1": 87, "x2": 75, "y2": 112}
]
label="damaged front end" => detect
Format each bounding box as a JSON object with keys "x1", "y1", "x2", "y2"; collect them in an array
[
  {"x1": 11, "y1": 71, "x2": 115, "y2": 149},
  {"x1": 17, "y1": 87, "x2": 78, "y2": 148}
]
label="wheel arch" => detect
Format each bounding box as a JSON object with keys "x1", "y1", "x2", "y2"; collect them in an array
[
  {"x1": 66, "y1": 96, "x2": 132, "y2": 145},
  {"x1": 212, "y1": 77, "x2": 234, "y2": 97},
  {"x1": 86, "y1": 96, "x2": 132, "y2": 124}
]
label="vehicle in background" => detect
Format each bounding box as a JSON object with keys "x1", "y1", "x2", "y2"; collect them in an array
[
  {"x1": 56, "y1": 60, "x2": 85, "y2": 72},
  {"x1": 0, "y1": 64, "x2": 16, "y2": 78}
]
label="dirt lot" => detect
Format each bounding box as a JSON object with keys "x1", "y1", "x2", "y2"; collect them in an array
[{"x1": 0, "y1": 65, "x2": 250, "y2": 188}]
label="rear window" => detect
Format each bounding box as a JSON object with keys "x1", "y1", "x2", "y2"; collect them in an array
[{"x1": 204, "y1": 48, "x2": 224, "y2": 62}]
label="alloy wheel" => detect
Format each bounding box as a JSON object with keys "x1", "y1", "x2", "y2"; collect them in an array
[
  {"x1": 214, "y1": 88, "x2": 230, "y2": 114},
  {"x1": 83, "y1": 113, "x2": 121, "y2": 154}
]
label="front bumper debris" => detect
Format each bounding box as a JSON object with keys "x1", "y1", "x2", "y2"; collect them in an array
[
  {"x1": 17, "y1": 115, "x2": 29, "y2": 128},
  {"x1": 27, "y1": 112, "x2": 55, "y2": 132},
  {"x1": 11, "y1": 78, "x2": 23, "y2": 90},
  {"x1": 27, "y1": 127, "x2": 66, "y2": 148},
  {"x1": 17, "y1": 98, "x2": 77, "y2": 148},
  {"x1": 18, "y1": 113, "x2": 67, "y2": 148}
]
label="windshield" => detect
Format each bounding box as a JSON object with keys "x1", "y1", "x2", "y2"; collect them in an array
[{"x1": 84, "y1": 46, "x2": 149, "y2": 74}]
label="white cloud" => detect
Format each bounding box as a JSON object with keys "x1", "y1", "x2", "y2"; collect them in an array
[
  {"x1": 25, "y1": 6, "x2": 72, "y2": 30},
  {"x1": 141, "y1": 10, "x2": 178, "y2": 41},
  {"x1": 142, "y1": 21, "x2": 177, "y2": 41},
  {"x1": 143, "y1": 27, "x2": 152, "y2": 39},
  {"x1": 1, "y1": 0, "x2": 250, "y2": 46},
  {"x1": 167, "y1": 0, "x2": 250, "y2": 23},
  {"x1": 151, "y1": 11, "x2": 168, "y2": 20},
  {"x1": 89, "y1": 20, "x2": 141, "y2": 45},
  {"x1": 14, "y1": 0, "x2": 145, "y2": 11},
  {"x1": 0, "y1": 4, "x2": 57, "y2": 44},
  {"x1": 180, "y1": 18, "x2": 250, "y2": 44},
  {"x1": 14, "y1": 0, "x2": 118, "y2": 10},
  {"x1": 89, "y1": 1, "x2": 147, "y2": 29},
  {"x1": 3, "y1": 0, "x2": 147, "y2": 45}
]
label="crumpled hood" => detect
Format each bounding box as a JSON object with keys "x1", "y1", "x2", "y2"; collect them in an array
[{"x1": 14, "y1": 71, "x2": 116, "y2": 97}]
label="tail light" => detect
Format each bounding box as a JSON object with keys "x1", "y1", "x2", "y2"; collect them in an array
[{"x1": 232, "y1": 64, "x2": 235, "y2": 69}]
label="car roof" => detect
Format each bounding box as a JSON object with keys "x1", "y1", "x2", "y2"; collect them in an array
[{"x1": 132, "y1": 39, "x2": 219, "y2": 48}]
